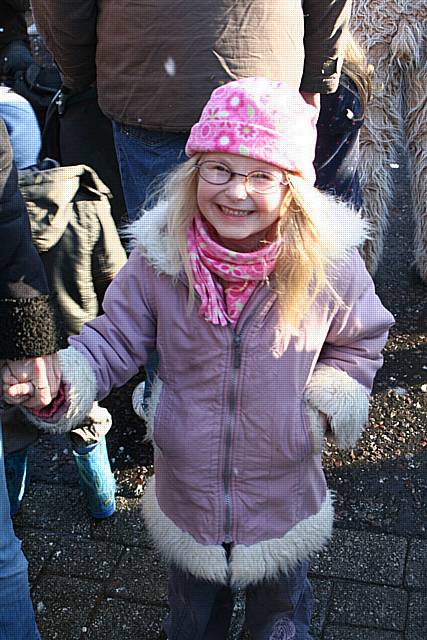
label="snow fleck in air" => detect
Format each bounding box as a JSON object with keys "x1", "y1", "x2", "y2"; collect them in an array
[
  {"x1": 164, "y1": 57, "x2": 176, "y2": 76},
  {"x1": 389, "y1": 163, "x2": 399, "y2": 169}
]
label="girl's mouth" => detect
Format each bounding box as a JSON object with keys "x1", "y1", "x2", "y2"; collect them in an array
[{"x1": 219, "y1": 205, "x2": 254, "y2": 218}]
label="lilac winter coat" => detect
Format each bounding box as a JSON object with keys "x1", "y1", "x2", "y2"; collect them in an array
[{"x1": 26, "y1": 194, "x2": 394, "y2": 587}]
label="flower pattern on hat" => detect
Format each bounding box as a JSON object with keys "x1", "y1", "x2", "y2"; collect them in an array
[{"x1": 186, "y1": 77, "x2": 317, "y2": 184}]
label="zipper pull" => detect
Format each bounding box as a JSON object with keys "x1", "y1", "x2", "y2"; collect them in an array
[{"x1": 233, "y1": 334, "x2": 241, "y2": 369}]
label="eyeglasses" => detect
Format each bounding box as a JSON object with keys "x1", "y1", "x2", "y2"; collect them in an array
[{"x1": 195, "y1": 160, "x2": 287, "y2": 194}]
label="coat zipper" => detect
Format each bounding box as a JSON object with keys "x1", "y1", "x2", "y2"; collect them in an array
[
  {"x1": 223, "y1": 332, "x2": 241, "y2": 543},
  {"x1": 223, "y1": 284, "x2": 273, "y2": 543}
]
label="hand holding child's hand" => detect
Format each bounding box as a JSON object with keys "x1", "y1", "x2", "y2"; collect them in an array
[{"x1": 1, "y1": 353, "x2": 61, "y2": 409}]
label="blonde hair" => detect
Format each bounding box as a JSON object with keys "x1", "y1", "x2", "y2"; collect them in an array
[
  {"x1": 342, "y1": 29, "x2": 373, "y2": 119},
  {"x1": 150, "y1": 156, "x2": 343, "y2": 332}
]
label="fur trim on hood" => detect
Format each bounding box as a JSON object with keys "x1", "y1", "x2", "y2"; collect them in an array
[{"x1": 122, "y1": 192, "x2": 370, "y2": 276}]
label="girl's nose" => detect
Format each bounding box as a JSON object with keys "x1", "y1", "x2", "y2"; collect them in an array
[{"x1": 225, "y1": 176, "x2": 249, "y2": 200}]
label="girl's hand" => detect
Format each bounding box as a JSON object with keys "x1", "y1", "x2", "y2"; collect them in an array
[{"x1": 1, "y1": 353, "x2": 61, "y2": 409}]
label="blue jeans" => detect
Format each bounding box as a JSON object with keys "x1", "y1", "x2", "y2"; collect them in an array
[
  {"x1": 164, "y1": 561, "x2": 313, "y2": 640},
  {"x1": 112, "y1": 121, "x2": 188, "y2": 221},
  {"x1": 112, "y1": 122, "x2": 188, "y2": 397},
  {"x1": 0, "y1": 421, "x2": 40, "y2": 639},
  {"x1": 0, "y1": 87, "x2": 41, "y2": 169}
]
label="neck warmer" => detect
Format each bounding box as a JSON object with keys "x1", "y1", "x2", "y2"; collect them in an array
[{"x1": 187, "y1": 212, "x2": 280, "y2": 326}]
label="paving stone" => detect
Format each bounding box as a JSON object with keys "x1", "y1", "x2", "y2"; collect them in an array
[
  {"x1": 87, "y1": 600, "x2": 167, "y2": 639},
  {"x1": 310, "y1": 529, "x2": 407, "y2": 586},
  {"x1": 91, "y1": 496, "x2": 150, "y2": 547},
  {"x1": 34, "y1": 594, "x2": 94, "y2": 640},
  {"x1": 323, "y1": 626, "x2": 403, "y2": 640},
  {"x1": 46, "y1": 538, "x2": 124, "y2": 580},
  {"x1": 107, "y1": 544, "x2": 168, "y2": 603},
  {"x1": 18, "y1": 483, "x2": 92, "y2": 536},
  {"x1": 406, "y1": 592, "x2": 427, "y2": 640},
  {"x1": 404, "y1": 539, "x2": 427, "y2": 589},
  {"x1": 310, "y1": 578, "x2": 333, "y2": 636},
  {"x1": 15, "y1": 528, "x2": 59, "y2": 583},
  {"x1": 33, "y1": 575, "x2": 103, "y2": 600},
  {"x1": 328, "y1": 581, "x2": 407, "y2": 631}
]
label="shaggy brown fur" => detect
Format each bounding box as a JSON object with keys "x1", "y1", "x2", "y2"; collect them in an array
[{"x1": 351, "y1": 1, "x2": 427, "y2": 280}]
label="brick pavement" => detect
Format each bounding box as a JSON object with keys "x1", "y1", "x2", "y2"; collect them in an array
[{"x1": 11, "y1": 471, "x2": 426, "y2": 639}]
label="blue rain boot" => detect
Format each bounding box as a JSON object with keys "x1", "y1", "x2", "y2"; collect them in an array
[
  {"x1": 72, "y1": 436, "x2": 116, "y2": 519},
  {"x1": 4, "y1": 447, "x2": 30, "y2": 516}
]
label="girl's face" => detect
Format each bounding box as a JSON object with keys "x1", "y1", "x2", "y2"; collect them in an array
[{"x1": 196, "y1": 153, "x2": 289, "y2": 252}]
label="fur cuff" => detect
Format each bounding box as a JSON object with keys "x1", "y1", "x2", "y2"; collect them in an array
[
  {"x1": 0, "y1": 295, "x2": 65, "y2": 360},
  {"x1": 142, "y1": 477, "x2": 333, "y2": 588},
  {"x1": 304, "y1": 404, "x2": 328, "y2": 454},
  {"x1": 23, "y1": 346, "x2": 97, "y2": 435},
  {"x1": 304, "y1": 364, "x2": 369, "y2": 449}
]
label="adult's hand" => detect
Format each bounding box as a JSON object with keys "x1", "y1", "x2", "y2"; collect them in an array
[{"x1": 1, "y1": 353, "x2": 61, "y2": 409}]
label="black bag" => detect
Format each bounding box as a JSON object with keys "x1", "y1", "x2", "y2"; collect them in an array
[
  {"x1": 13, "y1": 62, "x2": 61, "y2": 126},
  {"x1": 41, "y1": 86, "x2": 126, "y2": 226}
]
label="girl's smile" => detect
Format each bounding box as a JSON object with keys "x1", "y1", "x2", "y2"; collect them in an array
[{"x1": 196, "y1": 153, "x2": 288, "y2": 251}]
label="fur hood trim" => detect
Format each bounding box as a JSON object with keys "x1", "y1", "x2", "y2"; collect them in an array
[
  {"x1": 122, "y1": 202, "x2": 182, "y2": 277},
  {"x1": 142, "y1": 476, "x2": 334, "y2": 587},
  {"x1": 23, "y1": 346, "x2": 97, "y2": 435},
  {"x1": 123, "y1": 193, "x2": 370, "y2": 276}
]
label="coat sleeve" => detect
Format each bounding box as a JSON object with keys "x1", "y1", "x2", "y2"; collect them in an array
[
  {"x1": 304, "y1": 250, "x2": 395, "y2": 448},
  {"x1": 0, "y1": 119, "x2": 63, "y2": 360},
  {"x1": 31, "y1": 0, "x2": 98, "y2": 91},
  {"x1": 301, "y1": 0, "x2": 352, "y2": 93},
  {"x1": 22, "y1": 250, "x2": 158, "y2": 434}
]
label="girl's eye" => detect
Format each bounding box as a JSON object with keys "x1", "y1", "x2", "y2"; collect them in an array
[
  {"x1": 249, "y1": 172, "x2": 280, "y2": 189},
  {"x1": 251, "y1": 171, "x2": 277, "y2": 182},
  {"x1": 210, "y1": 163, "x2": 230, "y2": 174}
]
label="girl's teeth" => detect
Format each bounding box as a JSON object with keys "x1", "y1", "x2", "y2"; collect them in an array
[{"x1": 221, "y1": 206, "x2": 251, "y2": 217}]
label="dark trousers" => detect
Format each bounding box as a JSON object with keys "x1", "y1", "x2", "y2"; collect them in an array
[{"x1": 163, "y1": 561, "x2": 313, "y2": 640}]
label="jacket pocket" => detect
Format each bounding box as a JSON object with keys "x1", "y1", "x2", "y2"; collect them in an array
[{"x1": 267, "y1": 400, "x2": 313, "y2": 470}]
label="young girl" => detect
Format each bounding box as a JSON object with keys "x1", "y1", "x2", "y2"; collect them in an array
[{"x1": 5, "y1": 78, "x2": 394, "y2": 640}]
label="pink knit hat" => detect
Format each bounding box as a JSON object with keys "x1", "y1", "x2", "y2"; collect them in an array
[{"x1": 185, "y1": 77, "x2": 318, "y2": 185}]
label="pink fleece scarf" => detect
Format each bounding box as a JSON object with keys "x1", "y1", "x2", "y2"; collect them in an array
[{"x1": 187, "y1": 213, "x2": 280, "y2": 326}]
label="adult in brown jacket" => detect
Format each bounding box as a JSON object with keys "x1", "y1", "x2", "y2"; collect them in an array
[
  {"x1": 32, "y1": 0, "x2": 352, "y2": 217},
  {"x1": 32, "y1": 0, "x2": 352, "y2": 411}
]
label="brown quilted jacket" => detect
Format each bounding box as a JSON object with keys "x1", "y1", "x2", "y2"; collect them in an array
[{"x1": 32, "y1": 0, "x2": 351, "y2": 131}]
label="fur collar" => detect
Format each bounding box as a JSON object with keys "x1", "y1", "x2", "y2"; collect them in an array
[{"x1": 123, "y1": 192, "x2": 370, "y2": 277}]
